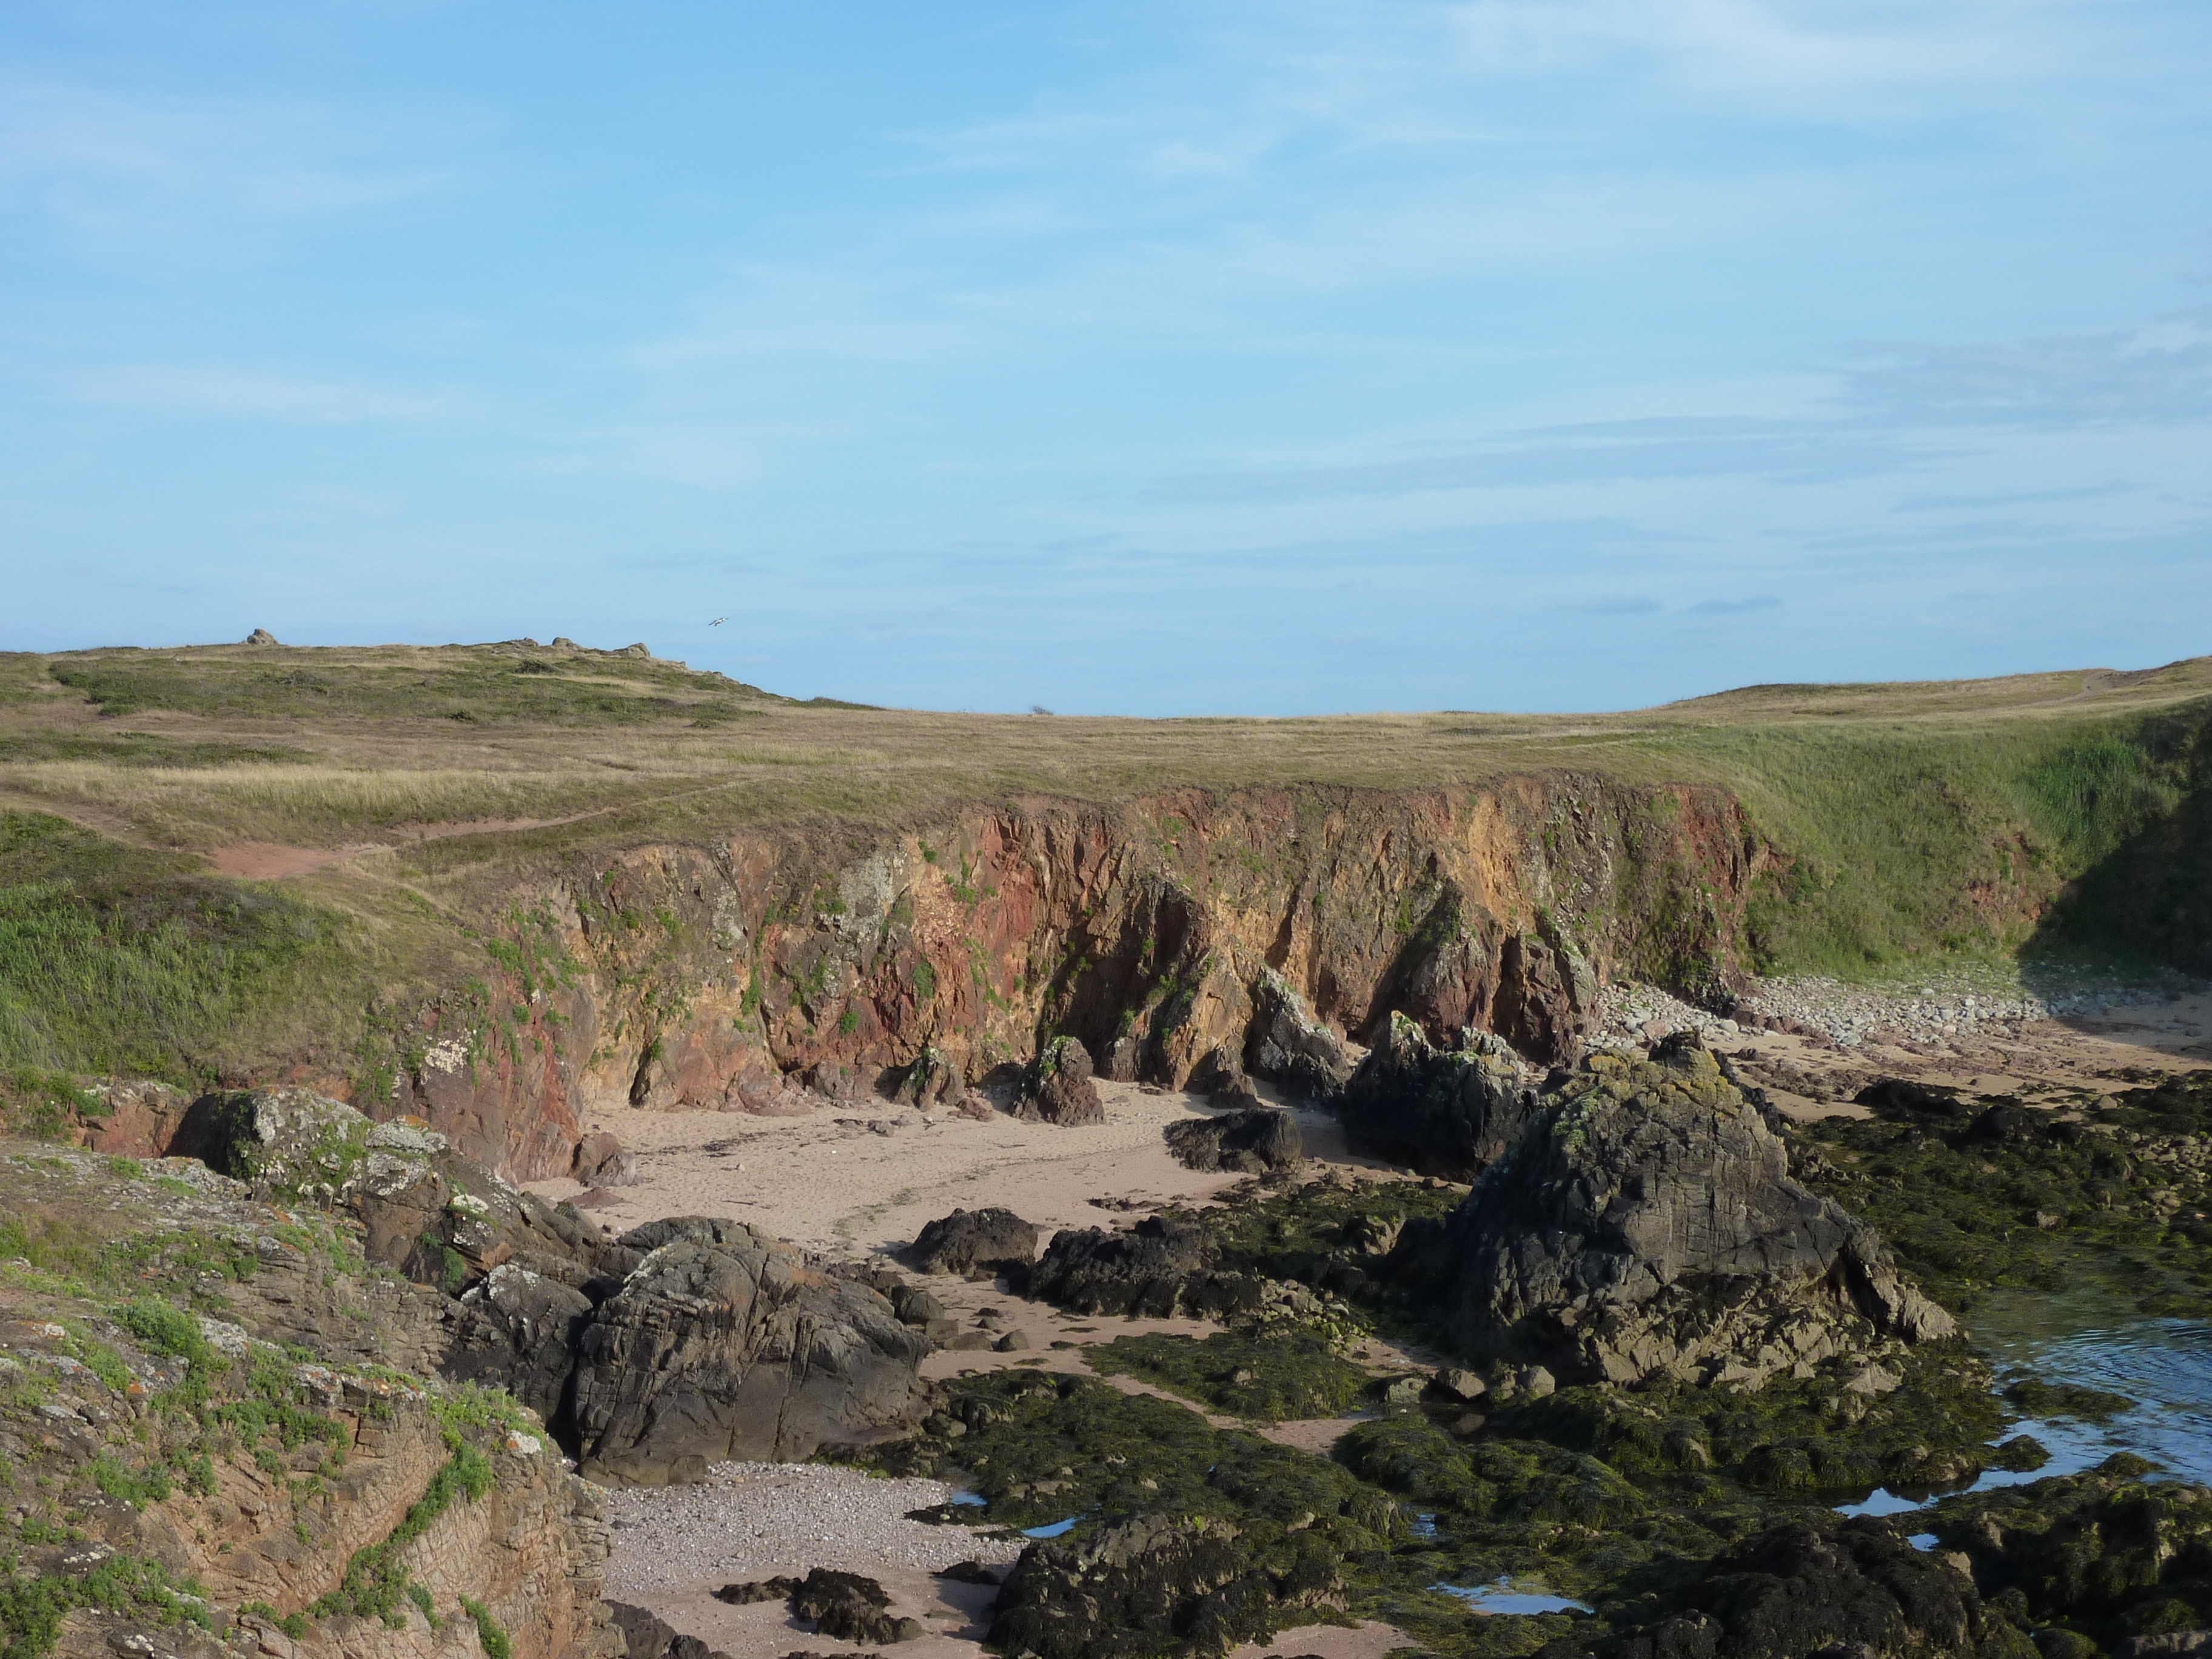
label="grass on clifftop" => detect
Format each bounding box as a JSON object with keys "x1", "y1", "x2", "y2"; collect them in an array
[
  {"x1": 0, "y1": 812, "x2": 387, "y2": 1085},
  {"x1": 1, "y1": 638, "x2": 2208, "y2": 1090}
]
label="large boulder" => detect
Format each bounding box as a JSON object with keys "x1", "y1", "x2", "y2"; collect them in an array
[
  {"x1": 205, "y1": 1085, "x2": 377, "y2": 1205},
  {"x1": 1242, "y1": 970, "x2": 1355, "y2": 1101},
  {"x1": 1016, "y1": 1037, "x2": 1105, "y2": 1127},
  {"x1": 1336, "y1": 1013, "x2": 1538, "y2": 1180},
  {"x1": 570, "y1": 1217, "x2": 928, "y2": 1481},
  {"x1": 1399, "y1": 1035, "x2": 1956, "y2": 1389},
  {"x1": 991, "y1": 1514, "x2": 1338, "y2": 1659},
  {"x1": 1164, "y1": 1108, "x2": 1302, "y2": 1173},
  {"x1": 910, "y1": 1207, "x2": 1042, "y2": 1278},
  {"x1": 572, "y1": 1131, "x2": 641, "y2": 1187},
  {"x1": 1026, "y1": 1216, "x2": 1262, "y2": 1320}
]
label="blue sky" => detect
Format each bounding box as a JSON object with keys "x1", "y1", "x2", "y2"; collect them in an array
[{"x1": 2, "y1": 1, "x2": 2208, "y2": 714}]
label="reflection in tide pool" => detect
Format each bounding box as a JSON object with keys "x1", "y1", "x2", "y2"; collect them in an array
[
  {"x1": 1969, "y1": 1286, "x2": 2212, "y2": 1487},
  {"x1": 1024, "y1": 1517, "x2": 1080, "y2": 1538},
  {"x1": 1834, "y1": 1488, "x2": 1926, "y2": 1519},
  {"x1": 1831, "y1": 1285, "x2": 2212, "y2": 1524},
  {"x1": 1435, "y1": 1580, "x2": 1592, "y2": 1615}
]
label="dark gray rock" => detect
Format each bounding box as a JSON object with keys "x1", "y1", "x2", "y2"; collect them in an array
[
  {"x1": 1336, "y1": 1013, "x2": 1538, "y2": 1181},
  {"x1": 991, "y1": 1514, "x2": 1338, "y2": 1659},
  {"x1": 792, "y1": 1569, "x2": 922, "y2": 1644},
  {"x1": 1398, "y1": 1036, "x2": 1956, "y2": 1389},
  {"x1": 910, "y1": 1208, "x2": 1042, "y2": 1278},
  {"x1": 1164, "y1": 1108, "x2": 1302, "y2": 1173},
  {"x1": 571, "y1": 1218, "x2": 928, "y2": 1481},
  {"x1": 1016, "y1": 1037, "x2": 1104, "y2": 1127},
  {"x1": 1575, "y1": 1516, "x2": 2017, "y2": 1659},
  {"x1": 1026, "y1": 1216, "x2": 1262, "y2": 1321},
  {"x1": 1242, "y1": 970, "x2": 1355, "y2": 1101},
  {"x1": 439, "y1": 1262, "x2": 594, "y2": 1423},
  {"x1": 609, "y1": 1603, "x2": 734, "y2": 1659}
]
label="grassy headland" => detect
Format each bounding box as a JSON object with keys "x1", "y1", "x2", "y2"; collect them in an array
[{"x1": 1, "y1": 636, "x2": 2207, "y2": 1088}]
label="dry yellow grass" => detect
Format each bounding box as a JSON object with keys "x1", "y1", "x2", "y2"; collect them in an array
[{"x1": 3, "y1": 643, "x2": 2210, "y2": 859}]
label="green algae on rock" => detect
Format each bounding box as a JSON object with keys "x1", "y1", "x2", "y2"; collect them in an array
[
  {"x1": 1791, "y1": 1070, "x2": 2212, "y2": 1320},
  {"x1": 1086, "y1": 1330, "x2": 1371, "y2": 1423},
  {"x1": 1393, "y1": 1036, "x2": 1957, "y2": 1390}
]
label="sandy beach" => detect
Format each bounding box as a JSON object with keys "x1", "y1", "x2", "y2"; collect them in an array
[{"x1": 556, "y1": 987, "x2": 2212, "y2": 1659}]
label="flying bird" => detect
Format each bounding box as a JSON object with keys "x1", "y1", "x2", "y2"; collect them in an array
[{"x1": 708, "y1": 616, "x2": 727, "y2": 626}]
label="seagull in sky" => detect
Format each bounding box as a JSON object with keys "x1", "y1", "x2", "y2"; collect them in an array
[{"x1": 708, "y1": 616, "x2": 727, "y2": 626}]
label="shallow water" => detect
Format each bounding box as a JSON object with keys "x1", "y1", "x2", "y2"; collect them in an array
[
  {"x1": 1433, "y1": 1580, "x2": 1591, "y2": 1615},
  {"x1": 1968, "y1": 1284, "x2": 2212, "y2": 1486},
  {"x1": 1832, "y1": 1283, "x2": 2212, "y2": 1526}
]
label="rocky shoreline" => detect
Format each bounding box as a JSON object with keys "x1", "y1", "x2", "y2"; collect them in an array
[{"x1": 11, "y1": 975, "x2": 2212, "y2": 1659}]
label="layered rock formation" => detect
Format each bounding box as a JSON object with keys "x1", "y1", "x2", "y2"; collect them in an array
[
  {"x1": 1335, "y1": 1011, "x2": 1539, "y2": 1180},
  {"x1": 293, "y1": 781, "x2": 1768, "y2": 1178},
  {"x1": 4, "y1": 1144, "x2": 620, "y2": 1659},
  {"x1": 1398, "y1": 1034, "x2": 1956, "y2": 1389},
  {"x1": 87, "y1": 1085, "x2": 934, "y2": 1484}
]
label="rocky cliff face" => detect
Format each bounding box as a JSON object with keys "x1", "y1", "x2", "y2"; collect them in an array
[
  {"x1": 350, "y1": 780, "x2": 1767, "y2": 1176},
  {"x1": 0, "y1": 1144, "x2": 619, "y2": 1659}
]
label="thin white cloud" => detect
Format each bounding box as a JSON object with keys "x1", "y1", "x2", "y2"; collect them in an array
[
  {"x1": 71, "y1": 364, "x2": 469, "y2": 423},
  {"x1": 0, "y1": 73, "x2": 463, "y2": 266}
]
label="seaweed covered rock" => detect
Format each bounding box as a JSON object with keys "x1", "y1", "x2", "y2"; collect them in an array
[
  {"x1": 1928, "y1": 1458, "x2": 2212, "y2": 1653},
  {"x1": 1027, "y1": 1216, "x2": 1263, "y2": 1319},
  {"x1": 1016, "y1": 1037, "x2": 1105, "y2": 1128},
  {"x1": 791, "y1": 1570, "x2": 922, "y2": 1644},
  {"x1": 571, "y1": 1217, "x2": 928, "y2": 1481},
  {"x1": 1164, "y1": 1108, "x2": 1302, "y2": 1173},
  {"x1": 910, "y1": 1207, "x2": 1042, "y2": 1278},
  {"x1": 1242, "y1": 969, "x2": 1355, "y2": 1101},
  {"x1": 1401, "y1": 1036, "x2": 1956, "y2": 1388},
  {"x1": 1335, "y1": 1012, "x2": 1537, "y2": 1180},
  {"x1": 1566, "y1": 1515, "x2": 2024, "y2": 1659},
  {"x1": 991, "y1": 1513, "x2": 1339, "y2": 1659}
]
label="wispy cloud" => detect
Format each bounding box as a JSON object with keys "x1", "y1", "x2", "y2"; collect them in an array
[
  {"x1": 0, "y1": 73, "x2": 461, "y2": 266},
  {"x1": 1147, "y1": 426, "x2": 1937, "y2": 504},
  {"x1": 1839, "y1": 315, "x2": 2212, "y2": 426},
  {"x1": 70, "y1": 364, "x2": 468, "y2": 423}
]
